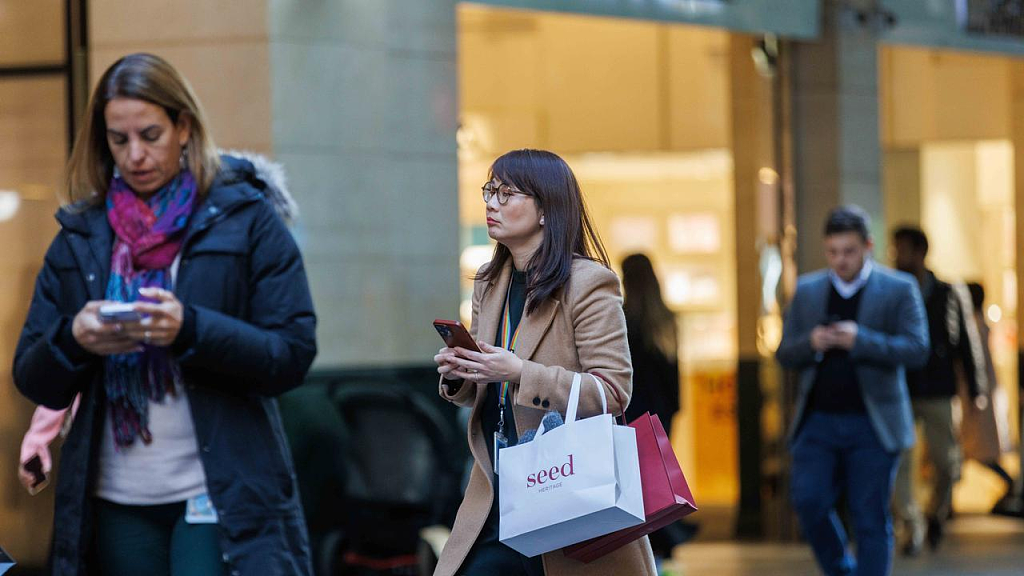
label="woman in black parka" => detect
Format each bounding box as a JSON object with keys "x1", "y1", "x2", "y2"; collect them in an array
[{"x1": 12, "y1": 53, "x2": 316, "y2": 575}]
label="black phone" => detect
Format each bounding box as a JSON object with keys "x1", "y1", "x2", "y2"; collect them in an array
[{"x1": 23, "y1": 454, "x2": 48, "y2": 494}]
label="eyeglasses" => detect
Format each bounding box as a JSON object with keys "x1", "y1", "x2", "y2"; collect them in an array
[{"x1": 481, "y1": 181, "x2": 527, "y2": 205}]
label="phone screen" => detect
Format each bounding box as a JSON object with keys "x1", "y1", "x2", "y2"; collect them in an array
[{"x1": 99, "y1": 304, "x2": 142, "y2": 323}]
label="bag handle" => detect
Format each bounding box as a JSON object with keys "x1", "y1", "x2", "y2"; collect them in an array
[
  {"x1": 564, "y1": 372, "x2": 583, "y2": 424},
  {"x1": 592, "y1": 371, "x2": 627, "y2": 425},
  {"x1": 565, "y1": 372, "x2": 610, "y2": 423},
  {"x1": 537, "y1": 372, "x2": 612, "y2": 437},
  {"x1": 537, "y1": 373, "x2": 583, "y2": 438},
  {"x1": 589, "y1": 373, "x2": 609, "y2": 415}
]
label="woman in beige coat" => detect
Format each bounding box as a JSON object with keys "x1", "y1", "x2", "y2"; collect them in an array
[{"x1": 432, "y1": 149, "x2": 657, "y2": 576}]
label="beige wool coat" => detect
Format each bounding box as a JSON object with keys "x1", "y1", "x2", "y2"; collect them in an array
[{"x1": 434, "y1": 258, "x2": 657, "y2": 576}]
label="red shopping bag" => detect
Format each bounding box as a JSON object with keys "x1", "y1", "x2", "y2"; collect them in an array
[{"x1": 563, "y1": 411, "x2": 697, "y2": 563}]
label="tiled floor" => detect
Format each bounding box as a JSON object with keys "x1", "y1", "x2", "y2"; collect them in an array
[{"x1": 662, "y1": 515, "x2": 1024, "y2": 575}]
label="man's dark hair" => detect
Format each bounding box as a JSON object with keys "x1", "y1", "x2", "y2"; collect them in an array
[
  {"x1": 824, "y1": 205, "x2": 871, "y2": 241},
  {"x1": 892, "y1": 226, "x2": 929, "y2": 256}
]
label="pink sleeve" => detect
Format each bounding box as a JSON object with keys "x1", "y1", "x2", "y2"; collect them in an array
[{"x1": 19, "y1": 394, "x2": 79, "y2": 465}]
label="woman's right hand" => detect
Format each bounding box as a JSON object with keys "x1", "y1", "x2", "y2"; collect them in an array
[
  {"x1": 71, "y1": 301, "x2": 144, "y2": 356},
  {"x1": 434, "y1": 347, "x2": 464, "y2": 381}
]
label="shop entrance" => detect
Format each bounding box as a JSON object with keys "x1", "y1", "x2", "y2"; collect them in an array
[{"x1": 880, "y1": 44, "x2": 1022, "y2": 513}]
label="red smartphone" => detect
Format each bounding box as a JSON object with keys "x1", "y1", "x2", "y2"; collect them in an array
[{"x1": 433, "y1": 319, "x2": 481, "y2": 353}]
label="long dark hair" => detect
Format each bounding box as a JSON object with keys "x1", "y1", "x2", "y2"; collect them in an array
[
  {"x1": 476, "y1": 149, "x2": 609, "y2": 314},
  {"x1": 621, "y1": 253, "x2": 677, "y2": 360}
]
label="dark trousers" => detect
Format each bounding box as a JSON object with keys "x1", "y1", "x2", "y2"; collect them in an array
[
  {"x1": 93, "y1": 498, "x2": 226, "y2": 576},
  {"x1": 459, "y1": 481, "x2": 544, "y2": 576},
  {"x1": 459, "y1": 539, "x2": 545, "y2": 576},
  {"x1": 790, "y1": 412, "x2": 901, "y2": 576}
]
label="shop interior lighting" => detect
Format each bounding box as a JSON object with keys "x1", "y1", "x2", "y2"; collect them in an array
[
  {"x1": 460, "y1": 244, "x2": 494, "y2": 273},
  {"x1": 0, "y1": 190, "x2": 20, "y2": 222},
  {"x1": 987, "y1": 304, "x2": 1002, "y2": 324}
]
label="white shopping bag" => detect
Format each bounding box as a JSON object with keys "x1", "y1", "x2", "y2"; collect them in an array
[{"x1": 498, "y1": 373, "x2": 644, "y2": 557}]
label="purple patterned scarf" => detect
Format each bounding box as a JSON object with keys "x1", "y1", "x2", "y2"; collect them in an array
[{"x1": 104, "y1": 170, "x2": 197, "y2": 447}]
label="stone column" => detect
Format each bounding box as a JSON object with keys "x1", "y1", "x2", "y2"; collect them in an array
[
  {"x1": 790, "y1": 0, "x2": 884, "y2": 271},
  {"x1": 269, "y1": 0, "x2": 460, "y2": 367},
  {"x1": 729, "y1": 33, "x2": 774, "y2": 539},
  {"x1": 1010, "y1": 59, "x2": 1024, "y2": 488}
]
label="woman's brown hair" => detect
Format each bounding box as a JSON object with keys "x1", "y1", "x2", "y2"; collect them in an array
[
  {"x1": 476, "y1": 149, "x2": 610, "y2": 314},
  {"x1": 65, "y1": 53, "x2": 220, "y2": 205}
]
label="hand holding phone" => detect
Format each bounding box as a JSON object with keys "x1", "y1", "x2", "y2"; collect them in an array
[
  {"x1": 72, "y1": 301, "x2": 146, "y2": 356},
  {"x1": 98, "y1": 303, "x2": 143, "y2": 324},
  {"x1": 433, "y1": 319, "x2": 480, "y2": 384}
]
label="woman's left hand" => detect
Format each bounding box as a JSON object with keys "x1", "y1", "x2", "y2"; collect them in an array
[
  {"x1": 449, "y1": 341, "x2": 524, "y2": 383},
  {"x1": 124, "y1": 287, "x2": 183, "y2": 347}
]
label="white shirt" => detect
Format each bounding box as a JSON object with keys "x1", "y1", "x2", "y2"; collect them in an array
[
  {"x1": 94, "y1": 255, "x2": 208, "y2": 505},
  {"x1": 829, "y1": 259, "x2": 873, "y2": 299}
]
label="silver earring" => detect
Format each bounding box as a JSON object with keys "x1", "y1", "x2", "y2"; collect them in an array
[
  {"x1": 179, "y1": 148, "x2": 188, "y2": 170},
  {"x1": 540, "y1": 216, "x2": 545, "y2": 226}
]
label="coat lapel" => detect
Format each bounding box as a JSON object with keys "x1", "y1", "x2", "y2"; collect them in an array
[
  {"x1": 855, "y1": 268, "x2": 882, "y2": 326},
  {"x1": 808, "y1": 273, "x2": 830, "y2": 325},
  {"x1": 474, "y1": 262, "x2": 512, "y2": 349},
  {"x1": 511, "y1": 297, "x2": 560, "y2": 361},
  {"x1": 467, "y1": 262, "x2": 511, "y2": 489},
  {"x1": 473, "y1": 261, "x2": 561, "y2": 361}
]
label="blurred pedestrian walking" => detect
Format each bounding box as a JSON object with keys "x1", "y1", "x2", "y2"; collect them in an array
[
  {"x1": 621, "y1": 253, "x2": 698, "y2": 558},
  {"x1": 778, "y1": 206, "x2": 928, "y2": 576},
  {"x1": 891, "y1": 226, "x2": 976, "y2": 555},
  {"x1": 957, "y1": 282, "x2": 1019, "y2": 516}
]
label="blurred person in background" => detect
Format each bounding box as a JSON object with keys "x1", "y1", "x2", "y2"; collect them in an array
[
  {"x1": 12, "y1": 53, "x2": 316, "y2": 575},
  {"x1": 958, "y1": 282, "x2": 1019, "y2": 517},
  {"x1": 620, "y1": 253, "x2": 698, "y2": 559},
  {"x1": 621, "y1": 254, "x2": 680, "y2": 434},
  {"x1": 778, "y1": 206, "x2": 928, "y2": 576},
  {"x1": 891, "y1": 226, "x2": 977, "y2": 555},
  {"x1": 433, "y1": 149, "x2": 657, "y2": 576}
]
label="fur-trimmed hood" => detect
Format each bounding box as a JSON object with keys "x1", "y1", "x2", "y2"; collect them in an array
[{"x1": 218, "y1": 150, "x2": 298, "y2": 224}]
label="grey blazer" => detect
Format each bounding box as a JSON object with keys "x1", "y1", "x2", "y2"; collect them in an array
[{"x1": 776, "y1": 265, "x2": 930, "y2": 452}]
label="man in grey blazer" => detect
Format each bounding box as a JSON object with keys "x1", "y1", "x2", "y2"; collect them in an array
[{"x1": 777, "y1": 205, "x2": 929, "y2": 576}]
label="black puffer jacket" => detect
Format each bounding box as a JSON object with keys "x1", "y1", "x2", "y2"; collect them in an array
[{"x1": 12, "y1": 155, "x2": 317, "y2": 575}]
